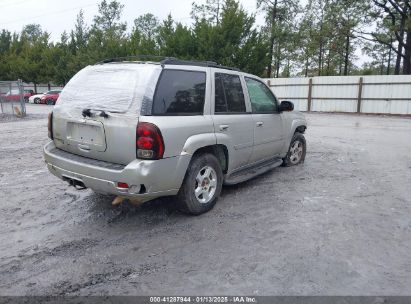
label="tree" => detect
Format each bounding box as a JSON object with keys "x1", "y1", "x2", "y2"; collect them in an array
[
  {"x1": 191, "y1": 0, "x2": 223, "y2": 25},
  {"x1": 73, "y1": 9, "x2": 89, "y2": 51},
  {"x1": 90, "y1": 0, "x2": 127, "y2": 60},
  {"x1": 93, "y1": 0, "x2": 126, "y2": 34},
  {"x1": 357, "y1": 1, "x2": 411, "y2": 74},
  {"x1": 328, "y1": 0, "x2": 370, "y2": 75},
  {"x1": 11, "y1": 24, "x2": 51, "y2": 89},
  {"x1": 131, "y1": 13, "x2": 160, "y2": 55},
  {"x1": 192, "y1": 0, "x2": 268, "y2": 75},
  {"x1": 0, "y1": 30, "x2": 12, "y2": 80},
  {"x1": 257, "y1": 0, "x2": 300, "y2": 77}
]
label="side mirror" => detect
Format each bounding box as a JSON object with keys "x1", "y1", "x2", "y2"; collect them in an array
[{"x1": 279, "y1": 100, "x2": 294, "y2": 112}]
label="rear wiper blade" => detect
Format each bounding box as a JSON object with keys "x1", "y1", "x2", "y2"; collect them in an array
[
  {"x1": 99, "y1": 110, "x2": 108, "y2": 118},
  {"x1": 82, "y1": 108, "x2": 92, "y2": 117},
  {"x1": 82, "y1": 108, "x2": 117, "y2": 118}
]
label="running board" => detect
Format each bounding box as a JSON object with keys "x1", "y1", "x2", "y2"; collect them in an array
[{"x1": 224, "y1": 158, "x2": 283, "y2": 185}]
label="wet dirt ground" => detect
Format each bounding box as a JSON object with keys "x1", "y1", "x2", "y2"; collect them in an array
[{"x1": 0, "y1": 104, "x2": 410, "y2": 295}]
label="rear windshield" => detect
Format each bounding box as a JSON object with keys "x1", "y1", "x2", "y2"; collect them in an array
[{"x1": 57, "y1": 64, "x2": 161, "y2": 113}]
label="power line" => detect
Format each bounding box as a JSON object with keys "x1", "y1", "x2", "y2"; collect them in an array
[{"x1": 0, "y1": 2, "x2": 96, "y2": 26}]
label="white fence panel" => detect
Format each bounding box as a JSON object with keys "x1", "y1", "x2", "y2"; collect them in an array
[
  {"x1": 265, "y1": 75, "x2": 411, "y2": 115},
  {"x1": 266, "y1": 78, "x2": 309, "y2": 111},
  {"x1": 311, "y1": 99, "x2": 357, "y2": 113},
  {"x1": 291, "y1": 99, "x2": 309, "y2": 112}
]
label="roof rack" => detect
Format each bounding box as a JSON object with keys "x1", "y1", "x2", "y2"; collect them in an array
[
  {"x1": 96, "y1": 56, "x2": 241, "y2": 72},
  {"x1": 96, "y1": 55, "x2": 176, "y2": 65},
  {"x1": 160, "y1": 58, "x2": 241, "y2": 71}
]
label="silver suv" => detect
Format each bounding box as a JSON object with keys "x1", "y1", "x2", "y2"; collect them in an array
[{"x1": 44, "y1": 58, "x2": 307, "y2": 215}]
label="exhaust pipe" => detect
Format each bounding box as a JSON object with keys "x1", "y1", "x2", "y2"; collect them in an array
[{"x1": 63, "y1": 176, "x2": 87, "y2": 190}]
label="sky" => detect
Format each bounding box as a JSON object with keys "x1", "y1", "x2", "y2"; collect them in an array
[{"x1": 0, "y1": 0, "x2": 264, "y2": 41}]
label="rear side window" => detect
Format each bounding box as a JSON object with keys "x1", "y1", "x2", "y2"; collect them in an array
[
  {"x1": 152, "y1": 70, "x2": 206, "y2": 115},
  {"x1": 214, "y1": 73, "x2": 246, "y2": 113}
]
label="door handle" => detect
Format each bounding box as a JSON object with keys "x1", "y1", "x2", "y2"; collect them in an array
[
  {"x1": 256, "y1": 121, "x2": 264, "y2": 127},
  {"x1": 219, "y1": 124, "x2": 229, "y2": 131}
]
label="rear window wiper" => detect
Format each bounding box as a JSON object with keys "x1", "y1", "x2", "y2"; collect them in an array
[
  {"x1": 82, "y1": 108, "x2": 92, "y2": 117},
  {"x1": 82, "y1": 108, "x2": 118, "y2": 118}
]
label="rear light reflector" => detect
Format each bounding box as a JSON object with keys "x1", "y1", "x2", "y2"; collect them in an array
[
  {"x1": 136, "y1": 122, "x2": 165, "y2": 160},
  {"x1": 48, "y1": 112, "x2": 53, "y2": 139},
  {"x1": 117, "y1": 182, "x2": 129, "y2": 189}
]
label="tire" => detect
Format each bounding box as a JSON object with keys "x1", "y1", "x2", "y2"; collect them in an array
[
  {"x1": 46, "y1": 99, "x2": 54, "y2": 105},
  {"x1": 34, "y1": 98, "x2": 40, "y2": 104},
  {"x1": 176, "y1": 153, "x2": 223, "y2": 215},
  {"x1": 282, "y1": 133, "x2": 306, "y2": 167},
  {"x1": 24, "y1": 97, "x2": 29, "y2": 103}
]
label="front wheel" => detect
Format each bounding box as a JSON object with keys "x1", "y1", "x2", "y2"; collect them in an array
[
  {"x1": 46, "y1": 99, "x2": 54, "y2": 105},
  {"x1": 282, "y1": 133, "x2": 306, "y2": 167},
  {"x1": 176, "y1": 153, "x2": 223, "y2": 215},
  {"x1": 34, "y1": 98, "x2": 40, "y2": 104}
]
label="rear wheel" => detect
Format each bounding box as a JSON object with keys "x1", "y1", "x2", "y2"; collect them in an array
[
  {"x1": 176, "y1": 153, "x2": 223, "y2": 215},
  {"x1": 46, "y1": 99, "x2": 54, "y2": 105},
  {"x1": 24, "y1": 97, "x2": 29, "y2": 103},
  {"x1": 34, "y1": 98, "x2": 40, "y2": 104},
  {"x1": 282, "y1": 133, "x2": 306, "y2": 167}
]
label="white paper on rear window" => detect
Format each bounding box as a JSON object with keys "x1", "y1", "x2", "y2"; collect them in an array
[{"x1": 57, "y1": 63, "x2": 161, "y2": 113}]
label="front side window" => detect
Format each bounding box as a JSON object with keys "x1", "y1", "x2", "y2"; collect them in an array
[
  {"x1": 152, "y1": 70, "x2": 206, "y2": 115},
  {"x1": 245, "y1": 77, "x2": 278, "y2": 113},
  {"x1": 214, "y1": 73, "x2": 246, "y2": 114}
]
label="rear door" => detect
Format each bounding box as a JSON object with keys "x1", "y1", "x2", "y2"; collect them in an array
[
  {"x1": 244, "y1": 77, "x2": 285, "y2": 163},
  {"x1": 211, "y1": 69, "x2": 254, "y2": 170},
  {"x1": 53, "y1": 107, "x2": 140, "y2": 165}
]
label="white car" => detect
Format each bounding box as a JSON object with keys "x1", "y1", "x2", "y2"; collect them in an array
[{"x1": 28, "y1": 92, "x2": 46, "y2": 104}]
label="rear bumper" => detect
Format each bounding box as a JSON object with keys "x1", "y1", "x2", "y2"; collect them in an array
[{"x1": 43, "y1": 141, "x2": 191, "y2": 201}]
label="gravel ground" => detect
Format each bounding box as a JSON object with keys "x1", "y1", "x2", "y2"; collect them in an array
[{"x1": 0, "y1": 104, "x2": 410, "y2": 296}]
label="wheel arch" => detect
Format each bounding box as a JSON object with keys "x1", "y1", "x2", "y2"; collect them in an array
[
  {"x1": 192, "y1": 144, "x2": 229, "y2": 174},
  {"x1": 182, "y1": 133, "x2": 229, "y2": 174},
  {"x1": 294, "y1": 125, "x2": 306, "y2": 134}
]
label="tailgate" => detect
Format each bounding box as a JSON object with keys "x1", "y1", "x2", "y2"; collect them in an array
[{"x1": 52, "y1": 107, "x2": 139, "y2": 165}]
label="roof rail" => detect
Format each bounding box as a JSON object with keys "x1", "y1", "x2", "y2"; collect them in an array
[
  {"x1": 96, "y1": 56, "x2": 241, "y2": 72},
  {"x1": 95, "y1": 55, "x2": 176, "y2": 65},
  {"x1": 160, "y1": 58, "x2": 241, "y2": 71}
]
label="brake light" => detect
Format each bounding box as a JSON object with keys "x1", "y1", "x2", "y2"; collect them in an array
[
  {"x1": 48, "y1": 112, "x2": 53, "y2": 139},
  {"x1": 136, "y1": 122, "x2": 164, "y2": 160}
]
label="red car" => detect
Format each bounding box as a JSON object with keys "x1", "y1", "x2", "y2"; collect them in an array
[
  {"x1": 1, "y1": 89, "x2": 34, "y2": 102},
  {"x1": 40, "y1": 90, "x2": 61, "y2": 105}
]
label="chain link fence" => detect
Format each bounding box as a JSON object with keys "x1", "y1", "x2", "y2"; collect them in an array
[{"x1": 0, "y1": 80, "x2": 26, "y2": 117}]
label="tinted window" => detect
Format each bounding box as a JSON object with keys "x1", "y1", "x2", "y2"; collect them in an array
[
  {"x1": 214, "y1": 73, "x2": 246, "y2": 113},
  {"x1": 152, "y1": 70, "x2": 206, "y2": 115},
  {"x1": 245, "y1": 77, "x2": 278, "y2": 113}
]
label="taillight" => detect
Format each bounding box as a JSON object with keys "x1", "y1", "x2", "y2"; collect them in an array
[
  {"x1": 48, "y1": 112, "x2": 53, "y2": 139},
  {"x1": 136, "y1": 122, "x2": 164, "y2": 160}
]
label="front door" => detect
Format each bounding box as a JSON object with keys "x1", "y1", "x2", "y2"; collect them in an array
[{"x1": 244, "y1": 77, "x2": 285, "y2": 163}]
